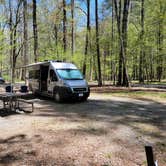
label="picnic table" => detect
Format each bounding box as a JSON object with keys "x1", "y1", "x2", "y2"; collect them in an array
[{"x1": 0, "y1": 92, "x2": 34, "y2": 112}]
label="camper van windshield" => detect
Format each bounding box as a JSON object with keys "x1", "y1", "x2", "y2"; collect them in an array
[{"x1": 56, "y1": 69, "x2": 83, "y2": 80}]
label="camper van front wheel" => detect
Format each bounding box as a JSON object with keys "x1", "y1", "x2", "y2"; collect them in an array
[{"x1": 54, "y1": 91, "x2": 62, "y2": 102}]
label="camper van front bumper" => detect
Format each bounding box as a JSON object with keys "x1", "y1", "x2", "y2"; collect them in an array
[{"x1": 57, "y1": 86, "x2": 90, "y2": 100}]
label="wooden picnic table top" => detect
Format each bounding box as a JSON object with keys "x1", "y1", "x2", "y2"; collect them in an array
[{"x1": 0, "y1": 92, "x2": 29, "y2": 100}]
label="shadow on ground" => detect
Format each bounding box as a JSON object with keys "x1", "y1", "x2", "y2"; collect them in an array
[
  {"x1": 34, "y1": 98, "x2": 166, "y2": 137},
  {"x1": 0, "y1": 109, "x2": 19, "y2": 117},
  {"x1": 0, "y1": 95, "x2": 165, "y2": 165}
]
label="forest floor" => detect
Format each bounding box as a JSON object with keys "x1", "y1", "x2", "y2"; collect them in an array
[{"x1": 0, "y1": 87, "x2": 166, "y2": 166}]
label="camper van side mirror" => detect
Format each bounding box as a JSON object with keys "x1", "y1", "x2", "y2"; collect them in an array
[
  {"x1": 52, "y1": 76, "x2": 57, "y2": 82},
  {"x1": 51, "y1": 73, "x2": 58, "y2": 82},
  {"x1": 50, "y1": 69, "x2": 58, "y2": 82}
]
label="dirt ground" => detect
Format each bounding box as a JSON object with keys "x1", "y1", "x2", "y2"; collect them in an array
[{"x1": 0, "y1": 92, "x2": 166, "y2": 166}]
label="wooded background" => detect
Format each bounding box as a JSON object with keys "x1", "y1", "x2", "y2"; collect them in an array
[{"x1": 0, "y1": 0, "x2": 165, "y2": 86}]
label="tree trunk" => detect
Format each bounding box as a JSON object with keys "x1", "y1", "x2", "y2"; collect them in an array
[
  {"x1": 114, "y1": 0, "x2": 130, "y2": 87},
  {"x1": 149, "y1": 51, "x2": 154, "y2": 82},
  {"x1": 156, "y1": 22, "x2": 163, "y2": 82},
  {"x1": 9, "y1": 0, "x2": 13, "y2": 83},
  {"x1": 63, "y1": 0, "x2": 67, "y2": 53},
  {"x1": 139, "y1": 0, "x2": 145, "y2": 83},
  {"x1": 71, "y1": 0, "x2": 75, "y2": 56},
  {"x1": 33, "y1": 0, "x2": 38, "y2": 62},
  {"x1": 121, "y1": 0, "x2": 130, "y2": 87},
  {"x1": 114, "y1": 0, "x2": 122, "y2": 86},
  {"x1": 12, "y1": 27, "x2": 17, "y2": 83},
  {"x1": 9, "y1": 0, "x2": 22, "y2": 83},
  {"x1": 95, "y1": 0, "x2": 102, "y2": 86},
  {"x1": 156, "y1": 1, "x2": 164, "y2": 82},
  {"x1": 111, "y1": 0, "x2": 116, "y2": 84},
  {"x1": 83, "y1": 0, "x2": 90, "y2": 77},
  {"x1": 23, "y1": 0, "x2": 28, "y2": 84}
]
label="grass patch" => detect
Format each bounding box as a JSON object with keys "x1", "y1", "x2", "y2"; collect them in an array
[
  {"x1": 109, "y1": 91, "x2": 166, "y2": 100},
  {"x1": 145, "y1": 80, "x2": 166, "y2": 85},
  {"x1": 132, "y1": 80, "x2": 166, "y2": 85}
]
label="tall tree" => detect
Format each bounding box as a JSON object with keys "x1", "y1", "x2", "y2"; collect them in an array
[
  {"x1": 8, "y1": 0, "x2": 22, "y2": 83},
  {"x1": 114, "y1": 0, "x2": 122, "y2": 85},
  {"x1": 111, "y1": 0, "x2": 116, "y2": 85},
  {"x1": 114, "y1": 0, "x2": 130, "y2": 87},
  {"x1": 23, "y1": 0, "x2": 28, "y2": 83},
  {"x1": 139, "y1": 0, "x2": 145, "y2": 83},
  {"x1": 156, "y1": 0, "x2": 164, "y2": 82},
  {"x1": 83, "y1": 0, "x2": 90, "y2": 77},
  {"x1": 9, "y1": 0, "x2": 13, "y2": 82},
  {"x1": 95, "y1": 0, "x2": 102, "y2": 86},
  {"x1": 33, "y1": 0, "x2": 38, "y2": 62},
  {"x1": 121, "y1": 0, "x2": 130, "y2": 86},
  {"x1": 63, "y1": 0, "x2": 67, "y2": 53},
  {"x1": 71, "y1": 0, "x2": 75, "y2": 55}
]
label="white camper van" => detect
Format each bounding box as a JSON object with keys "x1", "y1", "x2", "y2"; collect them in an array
[{"x1": 27, "y1": 60, "x2": 90, "y2": 102}]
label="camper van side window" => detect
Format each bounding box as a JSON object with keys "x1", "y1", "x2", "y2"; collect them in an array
[
  {"x1": 50, "y1": 69, "x2": 58, "y2": 81},
  {"x1": 35, "y1": 70, "x2": 40, "y2": 79},
  {"x1": 29, "y1": 71, "x2": 35, "y2": 79},
  {"x1": 29, "y1": 70, "x2": 40, "y2": 79}
]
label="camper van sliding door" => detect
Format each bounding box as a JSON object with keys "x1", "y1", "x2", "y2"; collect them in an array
[
  {"x1": 40, "y1": 65, "x2": 49, "y2": 91},
  {"x1": 28, "y1": 67, "x2": 40, "y2": 92}
]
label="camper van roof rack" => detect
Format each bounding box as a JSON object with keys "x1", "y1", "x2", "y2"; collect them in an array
[
  {"x1": 53, "y1": 60, "x2": 63, "y2": 62},
  {"x1": 43, "y1": 60, "x2": 63, "y2": 63}
]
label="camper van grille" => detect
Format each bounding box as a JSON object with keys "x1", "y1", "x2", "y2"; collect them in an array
[{"x1": 73, "y1": 88, "x2": 87, "y2": 92}]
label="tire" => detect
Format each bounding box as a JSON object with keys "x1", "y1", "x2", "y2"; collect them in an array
[{"x1": 54, "y1": 91, "x2": 63, "y2": 102}]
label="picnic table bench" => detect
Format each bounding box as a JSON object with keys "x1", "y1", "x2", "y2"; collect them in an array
[{"x1": 16, "y1": 98, "x2": 34, "y2": 113}]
